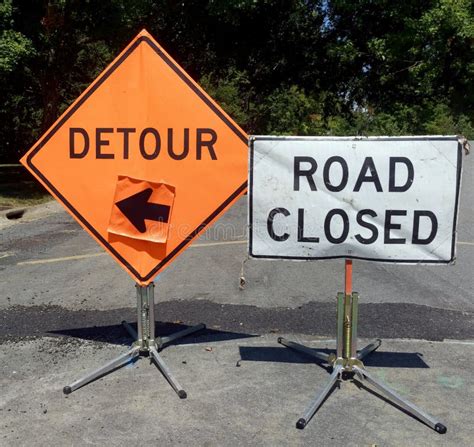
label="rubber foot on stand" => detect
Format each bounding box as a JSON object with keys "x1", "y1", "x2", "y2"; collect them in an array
[
  {"x1": 435, "y1": 423, "x2": 447, "y2": 434},
  {"x1": 341, "y1": 371, "x2": 353, "y2": 381},
  {"x1": 63, "y1": 386, "x2": 72, "y2": 395},
  {"x1": 277, "y1": 337, "x2": 283, "y2": 344},
  {"x1": 296, "y1": 418, "x2": 306, "y2": 429},
  {"x1": 178, "y1": 390, "x2": 187, "y2": 399}
]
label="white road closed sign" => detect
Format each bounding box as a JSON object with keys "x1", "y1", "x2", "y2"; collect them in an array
[{"x1": 249, "y1": 136, "x2": 463, "y2": 264}]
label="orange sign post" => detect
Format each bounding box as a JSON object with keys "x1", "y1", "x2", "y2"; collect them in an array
[{"x1": 21, "y1": 30, "x2": 248, "y2": 397}]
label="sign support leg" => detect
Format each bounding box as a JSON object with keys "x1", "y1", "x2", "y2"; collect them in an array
[
  {"x1": 278, "y1": 260, "x2": 446, "y2": 433},
  {"x1": 63, "y1": 282, "x2": 206, "y2": 398}
]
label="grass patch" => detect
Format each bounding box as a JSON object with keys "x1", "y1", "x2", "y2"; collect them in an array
[
  {"x1": 0, "y1": 184, "x2": 52, "y2": 209},
  {"x1": 0, "y1": 165, "x2": 52, "y2": 210}
]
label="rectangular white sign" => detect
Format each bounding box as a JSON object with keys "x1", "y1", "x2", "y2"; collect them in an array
[{"x1": 249, "y1": 136, "x2": 462, "y2": 264}]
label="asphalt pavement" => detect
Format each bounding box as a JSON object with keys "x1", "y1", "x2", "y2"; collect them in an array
[{"x1": 0, "y1": 153, "x2": 473, "y2": 446}]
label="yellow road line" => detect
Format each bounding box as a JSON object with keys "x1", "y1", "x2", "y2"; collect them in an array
[
  {"x1": 191, "y1": 240, "x2": 247, "y2": 248},
  {"x1": 16, "y1": 240, "x2": 247, "y2": 266},
  {"x1": 15, "y1": 239, "x2": 473, "y2": 266},
  {"x1": 17, "y1": 252, "x2": 106, "y2": 265}
]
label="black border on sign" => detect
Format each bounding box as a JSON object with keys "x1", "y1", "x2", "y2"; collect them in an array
[
  {"x1": 26, "y1": 36, "x2": 248, "y2": 282},
  {"x1": 248, "y1": 136, "x2": 462, "y2": 264}
]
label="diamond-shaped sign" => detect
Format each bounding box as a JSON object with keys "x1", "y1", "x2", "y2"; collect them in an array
[{"x1": 20, "y1": 30, "x2": 247, "y2": 284}]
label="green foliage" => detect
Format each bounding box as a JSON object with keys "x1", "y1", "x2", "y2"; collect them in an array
[
  {"x1": 200, "y1": 70, "x2": 252, "y2": 130},
  {"x1": 325, "y1": 103, "x2": 474, "y2": 138},
  {"x1": 0, "y1": 29, "x2": 34, "y2": 74},
  {"x1": 424, "y1": 104, "x2": 474, "y2": 137},
  {"x1": 0, "y1": 0, "x2": 473, "y2": 162},
  {"x1": 258, "y1": 86, "x2": 324, "y2": 135}
]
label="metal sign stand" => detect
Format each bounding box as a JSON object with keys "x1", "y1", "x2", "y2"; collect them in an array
[
  {"x1": 278, "y1": 260, "x2": 447, "y2": 434},
  {"x1": 63, "y1": 282, "x2": 205, "y2": 398}
]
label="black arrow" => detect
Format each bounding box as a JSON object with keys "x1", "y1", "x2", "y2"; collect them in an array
[{"x1": 115, "y1": 188, "x2": 170, "y2": 233}]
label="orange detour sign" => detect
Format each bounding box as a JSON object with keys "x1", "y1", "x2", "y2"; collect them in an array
[{"x1": 20, "y1": 30, "x2": 248, "y2": 284}]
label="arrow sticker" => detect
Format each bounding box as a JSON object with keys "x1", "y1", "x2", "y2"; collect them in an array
[
  {"x1": 116, "y1": 188, "x2": 171, "y2": 233},
  {"x1": 108, "y1": 176, "x2": 175, "y2": 243}
]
